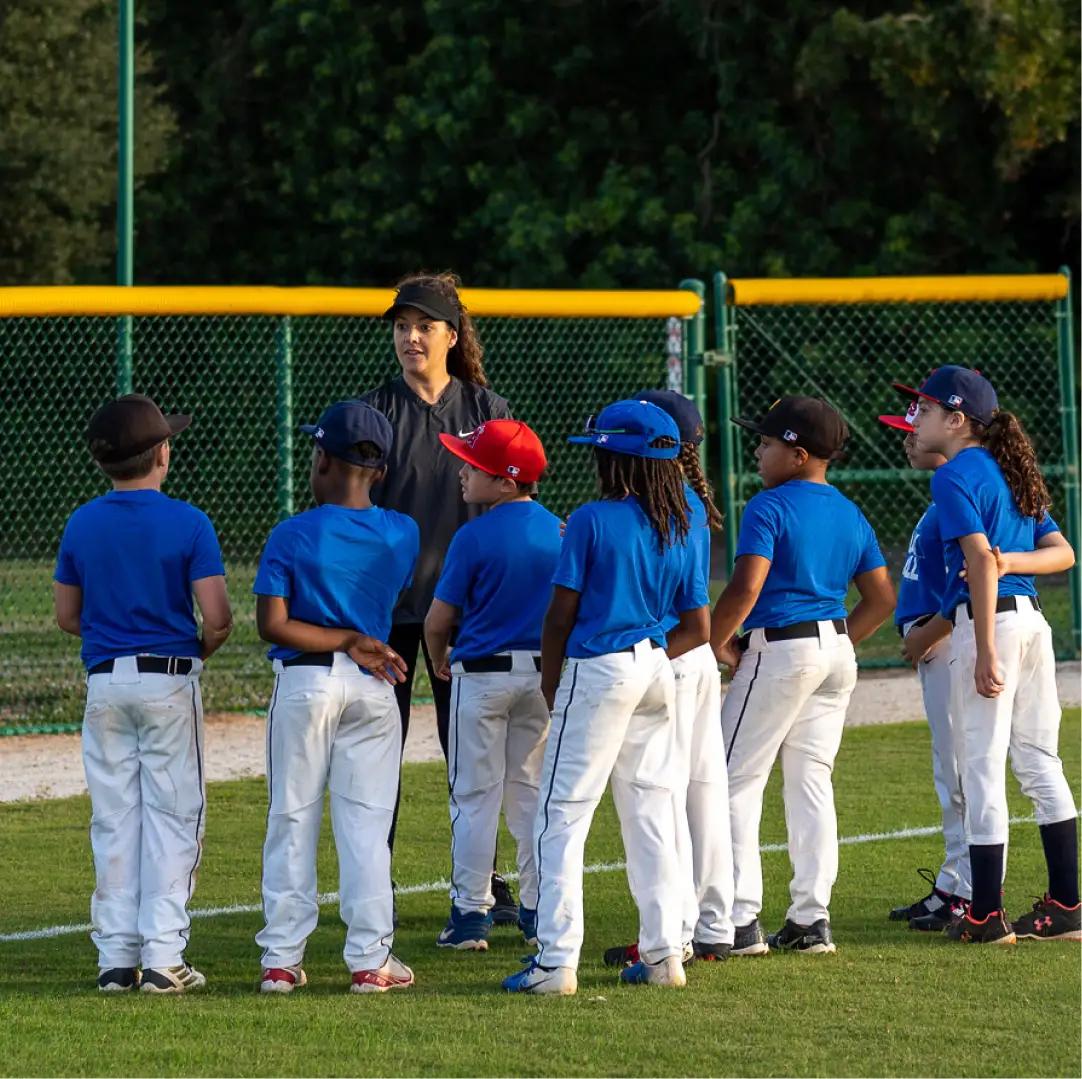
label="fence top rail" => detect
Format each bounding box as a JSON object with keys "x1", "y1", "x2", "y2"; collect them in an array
[
  {"x1": 725, "y1": 274, "x2": 1069, "y2": 306},
  {"x1": 0, "y1": 286, "x2": 702, "y2": 320}
]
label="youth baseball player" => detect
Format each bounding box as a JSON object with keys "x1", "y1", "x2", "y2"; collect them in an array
[
  {"x1": 901, "y1": 367, "x2": 1079, "y2": 944},
  {"x1": 878, "y1": 401, "x2": 973, "y2": 930},
  {"x1": 254, "y1": 400, "x2": 419, "y2": 992},
  {"x1": 423, "y1": 420, "x2": 561, "y2": 950},
  {"x1": 53, "y1": 394, "x2": 233, "y2": 993},
  {"x1": 503, "y1": 399, "x2": 709, "y2": 995},
  {"x1": 710, "y1": 397, "x2": 895, "y2": 955}
]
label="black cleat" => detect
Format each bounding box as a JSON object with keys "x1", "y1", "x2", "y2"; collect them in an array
[
  {"x1": 97, "y1": 967, "x2": 140, "y2": 992},
  {"x1": 491, "y1": 873, "x2": 518, "y2": 925},
  {"x1": 691, "y1": 939, "x2": 732, "y2": 962},
  {"x1": 890, "y1": 867, "x2": 955, "y2": 922},
  {"x1": 910, "y1": 894, "x2": 969, "y2": 932},
  {"x1": 945, "y1": 908, "x2": 1016, "y2": 945},
  {"x1": 767, "y1": 918, "x2": 836, "y2": 954},
  {"x1": 731, "y1": 919, "x2": 769, "y2": 957},
  {"x1": 602, "y1": 942, "x2": 639, "y2": 967},
  {"x1": 1011, "y1": 895, "x2": 1082, "y2": 942}
]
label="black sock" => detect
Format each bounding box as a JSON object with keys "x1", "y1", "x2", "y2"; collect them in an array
[
  {"x1": 1039, "y1": 817, "x2": 1080, "y2": 907},
  {"x1": 969, "y1": 844, "x2": 1005, "y2": 919}
]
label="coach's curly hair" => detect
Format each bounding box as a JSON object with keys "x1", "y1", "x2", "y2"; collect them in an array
[
  {"x1": 394, "y1": 271, "x2": 488, "y2": 386},
  {"x1": 979, "y1": 410, "x2": 1050, "y2": 520},
  {"x1": 594, "y1": 441, "x2": 690, "y2": 550},
  {"x1": 677, "y1": 442, "x2": 723, "y2": 531}
]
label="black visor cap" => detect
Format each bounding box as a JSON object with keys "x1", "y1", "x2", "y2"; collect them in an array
[{"x1": 382, "y1": 283, "x2": 460, "y2": 330}]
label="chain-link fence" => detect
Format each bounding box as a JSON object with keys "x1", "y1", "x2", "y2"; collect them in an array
[
  {"x1": 1, "y1": 289, "x2": 698, "y2": 732},
  {"x1": 707, "y1": 273, "x2": 1080, "y2": 664}
]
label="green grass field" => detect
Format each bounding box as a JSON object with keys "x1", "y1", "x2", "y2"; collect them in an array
[{"x1": 1, "y1": 714, "x2": 1079, "y2": 1077}]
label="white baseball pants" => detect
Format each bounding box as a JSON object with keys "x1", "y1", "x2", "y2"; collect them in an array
[
  {"x1": 722, "y1": 622, "x2": 857, "y2": 927},
  {"x1": 949, "y1": 597, "x2": 1076, "y2": 847},
  {"x1": 81, "y1": 656, "x2": 206, "y2": 970},
  {"x1": 904, "y1": 625, "x2": 972, "y2": 899},
  {"x1": 256, "y1": 655, "x2": 401, "y2": 973},
  {"x1": 671, "y1": 642, "x2": 734, "y2": 946},
  {"x1": 534, "y1": 639, "x2": 682, "y2": 970},
  {"x1": 447, "y1": 654, "x2": 550, "y2": 913}
]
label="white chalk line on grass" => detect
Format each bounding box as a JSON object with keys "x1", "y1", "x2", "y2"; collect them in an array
[{"x1": 0, "y1": 812, "x2": 1055, "y2": 945}]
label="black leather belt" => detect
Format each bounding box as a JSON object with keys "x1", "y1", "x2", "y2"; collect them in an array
[
  {"x1": 738, "y1": 618, "x2": 848, "y2": 652},
  {"x1": 282, "y1": 652, "x2": 354, "y2": 668},
  {"x1": 950, "y1": 594, "x2": 1040, "y2": 625},
  {"x1": 897, "y1": 613, "x2": 934, "y2": 638},
  {"x1": 620, "y1": 639, "x2": 664, "y2": 654},
  {"x1": 88, "y1": 656, "x2": 194, "y2": 676},
  {"x1": 458, "y1": 655, "x2": 542, "y2": 673}
]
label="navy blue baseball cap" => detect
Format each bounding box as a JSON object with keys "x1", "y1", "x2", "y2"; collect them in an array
[
  {"x1": 892, "y1": 366, "x2": 998, "y2": 427},
  {"x1": 732, "y1": 396, "x2": 848, "y2": 460},
  {"x1": 633, "y1": 389, "x2": 704, "y2": 445},
  {"x1": 568, "y1": 399, "x2": 681, "y2": 459},
  {"x1": 300, "y1": 400, "x2": 393, "y2": 467}
]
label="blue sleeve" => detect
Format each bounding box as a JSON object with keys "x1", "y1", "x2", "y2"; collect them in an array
[
  {"x1": 854, "y1": 513, "x2": 887, "y2": 575},
  {"x1": 1036, "y1": 512, "x2": 1060, "y2": 540},
  {"x1": 189, "y1": 512, "x2": 226, "y2": 582},
  {"x1": 931, "y1": 468, "x2": 985, "y2": 541},
  {"x1": 433, "y1": 527, "x2": 472, "y2": 608},
  {"x1": 734, "y1": 493, "x2": 779, "y2": 562},
  {"x1": 674, "y1": 539, "x2": 710, "y2": 612},
  {"x1": 54, "y1": 518, "x2": 80, "y2": 586},
  {"x1": 253, "y1": 524, "x2": 293, "y2": 598},
  {"x1": 552, "y1": 508, "x2": 594, "y2": 593}
]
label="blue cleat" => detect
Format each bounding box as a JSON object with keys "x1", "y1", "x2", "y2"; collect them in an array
[
  {"x1": 502, "y1": 956, "x2": 577, "y2": 995},
  {"x1": 619, "y1": 956, "x2": 687, "y2": 987},
  {"x1": 517, "y1": 904, "x2": 538, "y2": 946},
  {"x1": 436, "y1": 904, "x2": 493, "y2": 951}
]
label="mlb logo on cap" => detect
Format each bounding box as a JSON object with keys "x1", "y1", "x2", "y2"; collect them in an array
[{"x1": 947, "y1": 394, "x2": 963, "y2": 407}]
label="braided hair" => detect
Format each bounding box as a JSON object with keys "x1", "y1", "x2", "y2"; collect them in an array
[
  {"x1": 677, "y1": 443, "x2": 723, "y2": 530},
  {"x1": 594, "y1": 441, "x2": 690, "y2": 550}
]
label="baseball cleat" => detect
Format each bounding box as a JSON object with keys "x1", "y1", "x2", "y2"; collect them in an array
[
  {"x1": 767, "y1": 918, "x2": 837, "y2": 954},
  {"x1": 890, "y1": 867, "x2": 954, "y2": 922},
  {"x1": 350, "y1": 954, "x2": 415, "y2": 993},
  {"x1": 490, "y1": 873, "x2": 519, "y2": 925},
  {"x1": 517, "y1": 904, "x2": 538, "y2": 947},
  {"x1": 97, "y1": 967, "x2": 140, "y2": 992},
  {"x1": 910, "y1": 894, "x2": 969, "y2": 932},
  {"x1": 602, "y1": 942, "x2": 639, "y2": 967},
  {"x1": 260, "y1": 965, "x2": 307, "y2": 994},
  {"x1": 436, "y1": 904, "x2": 493, "y2": 950},
  {"x1": 619, "y1": 955, "x2": 687, "y2": 988},
  {"x1": 1011, "y1": 896, "x2": 1082, "y2": 942},
  {"x1": 140, "y1": 964, "x2": 207, "y2": 994},
  {"x1": 502, "y1": 957, "x2": 577, "y2": 995},
  {"x1": 731, "y1": 919, "x2": 770, "y2": 957},
  {"x1": 945, "y1": 909, "x2": 1016, "y2": 945},
  {"x1": 691, "y1": 939, "x2": 732, "y2": 962}
]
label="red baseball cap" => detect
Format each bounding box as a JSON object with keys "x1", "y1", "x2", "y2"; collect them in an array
[
  {"x1": 438, "y1": 419, "x2": 547, "y2": 483},
  {"x1": 877, "y1": 399, "x2": 919, "y2": 433}
]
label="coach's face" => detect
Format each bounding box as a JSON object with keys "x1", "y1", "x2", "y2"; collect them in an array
[{"x1": 393, "y1": 306, "x2": 458, "y2": 381}]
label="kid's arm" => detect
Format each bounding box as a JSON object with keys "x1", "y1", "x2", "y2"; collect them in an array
[
  {"x1": 900, "y1": 614, "x2": 952, "y2": 668},
  {"x1": 423, "y1": 599, "x2": 459, "y2": 682},
  {"x1": 541, "y1": 585, "x2": 580, "y2": 711},
  {"x1": 667, "y1": 606, "x2": 710, "y2": 661},
  {"x1": 193, "y1": 575, "x2": 233, "y2": 660},
  {"x1": 846, "y1": 566, "x2": 895, "y2": 645},
  {"x1": 710, "y1": 555, "x2": 770, "y2": 666},
  {"x1": 957, "y1": 532, "x2": 1004, "y2": 699},
  {"x1": 256, "y1": 595, "x2": 407, "y2": 684},
  {"x1": 53, "y1": 582, "x2": 82, "y2": 637},
  {"x1": 977, "y1": 532, "x2": 1076, "y2": 578}
]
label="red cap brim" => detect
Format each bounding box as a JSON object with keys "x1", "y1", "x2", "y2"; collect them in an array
[
  {"x1": 437, "y1": 432, "x2": 496, "y2": 475},
  {"x1": 877, "y1": 414, "x2": 914, "y2": 433}
]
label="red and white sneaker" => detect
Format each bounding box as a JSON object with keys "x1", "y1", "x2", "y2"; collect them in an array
[
  {"x1": 350, "y1": 954, "x2": 415, "y2": 994},
  {"x1": 260, "y1": 965, "x2": 307, "y2": 994},
  {"x1": 1012, "y1": 896, "x2": 1082, "y2": 942}
]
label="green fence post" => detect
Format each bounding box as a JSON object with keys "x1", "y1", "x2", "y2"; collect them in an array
[
  {"x1": 712, "y1": 272, "x2": 739, "y2": 574},
  {"x1": 678, "y1": 278, "x2": 707, "y2": 471},
  {"x1": 114, "y1": 0, "x2": 134, "y2": 394},
  {"x1": 1056, "y1": 266, "x2": 1080, "y2": 654},
  {"x1": 275, "y1": 316, "x2": 294, "y2": 522}
]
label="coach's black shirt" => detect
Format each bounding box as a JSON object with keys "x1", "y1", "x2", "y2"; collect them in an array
[{"x1": 361, "y1": 375, "x2": 512, "y2": 624}]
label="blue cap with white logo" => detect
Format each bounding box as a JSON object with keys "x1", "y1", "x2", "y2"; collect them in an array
[
  {"x1": 892, "y1": 366, "x2": 999, "y2": 427},
  {"x1": 633, "y1": 389, "x2": 705, "y2": 445},
  {"x1": 568, "y1": 399, "x2": 681, "y2": 459},
  {"x1": 300, "y1": 399, "x2": 393, "y2": 467}
]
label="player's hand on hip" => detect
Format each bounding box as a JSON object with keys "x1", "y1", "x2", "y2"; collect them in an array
[
  {"x1": 974, "y1": 649, "x2": 1005, "y2": 698},
  {"x1": 347, "y1": 634, "x2": 408, "y2": 684},
  {"x1": 901, "y1": 627, "x2": 930, "y2": 669},
  {"x1": 433, "y1": 658, "x2": 452, "y2": 682},
  {"x1": 716, "y1": 635, "x2": 742, "y2": 670}
]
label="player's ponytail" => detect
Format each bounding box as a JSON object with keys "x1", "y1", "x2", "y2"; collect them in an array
[
  {"x1": 677, "y1": 443, "x2": 723, "y2": 530},
  {"x1": 594, "y1": 443, "x2": 690, "y2": 550},
  {"x1": 980, "y1": 411, "x2": 1050, "y2": 520},
  {"x1": 394, "y1": 270, "x2": 489, "y2": 386}
]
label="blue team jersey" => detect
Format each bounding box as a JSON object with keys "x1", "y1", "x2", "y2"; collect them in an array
[
  {"x1": 736, "y1": 479, "x2": 885, "y2": 629},
  {"x1": 553, "y1": 495, "x2": 708, "y2": 659},
  {"x1": 434, "y1": 500, "x2": 562, "y2": 662},
  {"x1": 930, "y1": 447, "x2": 1060, "y2": 618},
  {"x1": 662, "y1": 486, "x2": 710, "y2": 633},
  {"x1": 253, "y1": 503, "x2": 419, "y2": 661},
  {"x1": 895, "y1": 501, "x2": 947, "y2": 626},
  {"x1": 54, "y1": 489, "x2": 225, "y2": 669}
]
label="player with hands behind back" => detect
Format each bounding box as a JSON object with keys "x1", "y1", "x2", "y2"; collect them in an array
[{"x1": 253, "y1": 400, "x2": 418, "y2": 994}]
